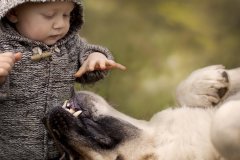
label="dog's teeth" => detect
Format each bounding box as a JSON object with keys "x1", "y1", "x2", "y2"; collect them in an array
[
  {"x1": 69, "y1": 108, "x2": 75, "y2": 114},
  {"x1": 62, "y1": 100, "x2": 69, "y2": 108},
  {"x1": 66, "y1": 103, "x2": 71, "y2": 108},
  {"x1": 73, "y1": 110, "x2": 82, "y2": 117}
]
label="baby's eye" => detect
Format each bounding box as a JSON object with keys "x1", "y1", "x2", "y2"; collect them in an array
[
  {"x1": 63, "y1": 13, "x2": 71, "y2": 18},
  {"x1": 42, "y1": 13, "x2": 55, "y2": 19}
]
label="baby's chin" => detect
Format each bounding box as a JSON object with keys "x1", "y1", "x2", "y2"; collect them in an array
[
  {"x1": 44, "y1": 41, "x2": 58, "y2": 46},
  {"x1": 43, "y1": 36, "x2": 63, "y2": 46}
]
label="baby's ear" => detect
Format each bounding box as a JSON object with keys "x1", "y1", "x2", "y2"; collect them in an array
[{"x1": 6, "y1": 9, "x2": 18, "y2": 23}]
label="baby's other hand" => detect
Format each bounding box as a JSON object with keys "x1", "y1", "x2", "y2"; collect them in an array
[
  {"x1": 74, "y1": 52, "x2": 126, "y2": 77},
  {"x1": 0, "y1": 52, "x2": 22, "y2": 84}
]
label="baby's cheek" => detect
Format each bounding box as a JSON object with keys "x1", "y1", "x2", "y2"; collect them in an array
[{"x1": 26, "y1": 26, "x2": 49, "y2": 42}]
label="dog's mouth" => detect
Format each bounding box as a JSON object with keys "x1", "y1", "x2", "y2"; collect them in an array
[
  {"x1": 43, "y1": 95, "x2": 117, "y2": 159},
  {"x1": 58, "y1": 98, "x2": 116, "y2": 148},
  {"x1": 44, "y1": 92, "x2": 128, "y2": 151},
  {"x1": 62, "y1": 99, "x2": 84, "y2": 117},
  {"x1": 45, "y1": 97, "x2": 116, "y2": 147}
]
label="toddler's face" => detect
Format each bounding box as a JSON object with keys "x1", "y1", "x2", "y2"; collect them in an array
[{"x1": 8, "y1": 2, "x2": 74, "y2": 45}]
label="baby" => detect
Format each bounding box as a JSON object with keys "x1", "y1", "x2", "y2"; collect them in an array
[{"x1": 0, "y1": 0, "x2": 125, "y2": 159}]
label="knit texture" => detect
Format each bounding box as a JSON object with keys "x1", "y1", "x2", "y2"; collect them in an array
[
  {"x1": 0, "y1": 0, "x2": 82, "y2": 19},
  {"x1": 0, "y1": 0, "x2": 113, "y2": 159}
]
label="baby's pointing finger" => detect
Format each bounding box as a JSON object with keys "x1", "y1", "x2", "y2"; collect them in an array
[
  {"x1": 106, "y1": 60, "x2": 127, "y2": 70},
  {"x1": 115, "y1": 63, "x2": 127, "y2": 70}
]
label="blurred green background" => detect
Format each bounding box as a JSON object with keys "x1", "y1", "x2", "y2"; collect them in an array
[{"x1": 77, "y1": 0, "x2": 240, "y2": 120}]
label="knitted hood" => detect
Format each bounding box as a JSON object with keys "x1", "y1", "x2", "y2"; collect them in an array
[{"x1": 0, "y1": 0, "x2": 84, "y2": 32}]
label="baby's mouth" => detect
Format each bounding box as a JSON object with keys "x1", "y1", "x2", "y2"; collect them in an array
[{"x1": 49, "y1": 34, "x2": 62, "y2": 39}]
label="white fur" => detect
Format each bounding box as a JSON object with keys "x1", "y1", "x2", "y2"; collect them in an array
[
  {"x1": 175, "y1": 65, "x2": 240, "y2": 160},
  {"x1": 77, "y1": 92, "x2": 222, "y2": 160},
  {"x1": 211, "y1": 92, "x2": 240, "y2": 160}
]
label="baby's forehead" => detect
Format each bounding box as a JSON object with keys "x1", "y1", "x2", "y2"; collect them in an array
[{"x1": 15, "y1": 1, "x2": 75, "y2": 11}]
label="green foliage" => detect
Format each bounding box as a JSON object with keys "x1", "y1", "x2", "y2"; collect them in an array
[{"x1": 76, "y1": 0, "x2": 240, "y2": 119}]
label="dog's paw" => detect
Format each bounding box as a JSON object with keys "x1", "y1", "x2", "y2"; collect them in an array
[{"x1": 176, "y1": 65, "x2": 229, "y2": 108}]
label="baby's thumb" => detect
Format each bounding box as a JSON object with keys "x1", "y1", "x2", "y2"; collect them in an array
[
  {"x1": 14, "y1": 52, "x2": 22, "y2": 62},
  {"x1": 74, "y1": 67, "x2": 85, "y2": 77}
]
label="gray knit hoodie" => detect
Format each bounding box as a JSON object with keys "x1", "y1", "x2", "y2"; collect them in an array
[{"x1": 0, "y1": 0, "x2": 113, "y2": 159}]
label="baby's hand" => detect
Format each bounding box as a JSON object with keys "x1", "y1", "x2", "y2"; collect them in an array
[
  {"x1": 74, "y1": 52, "x2": 126, "y2": 77},
  {"x1": 0, "y1": 52, "x2": 22, "y2": 84}
]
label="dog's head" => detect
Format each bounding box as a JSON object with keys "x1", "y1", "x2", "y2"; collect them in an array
[{"x1": 43, "y1": 90, "x2": 156, "y2": 160}]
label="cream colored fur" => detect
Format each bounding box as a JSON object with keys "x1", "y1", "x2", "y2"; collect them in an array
[{"x1": 175, "y1": 65, "x2": 240, "y2": 160}]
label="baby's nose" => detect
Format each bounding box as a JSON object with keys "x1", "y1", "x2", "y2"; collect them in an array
[{"x1": 53, "y1": 16, "x2": 67, "y2": 29}]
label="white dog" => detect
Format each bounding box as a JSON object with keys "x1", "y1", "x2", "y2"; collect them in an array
[{"x1": 44, "y1": 65, "x2": 240, "y2": 160}]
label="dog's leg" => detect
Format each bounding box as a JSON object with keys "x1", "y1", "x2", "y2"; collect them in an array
[
  {"x1": 225, "y1": 67, "x2": 240, "y2": 97},
  {"x1": 176, "y1": 65, "x2": 229, "y2": 108},
  {"x1": 211, "y1": 92, "x2": 240, "y2": 160}
]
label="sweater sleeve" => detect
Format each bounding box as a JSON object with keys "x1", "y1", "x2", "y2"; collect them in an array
[
  {"x1": 75, "y1": 35, "x2": 114, "y2": 84},
  {"x1": 0, "y1": 76, "x2": 9, "y2": 100}
]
